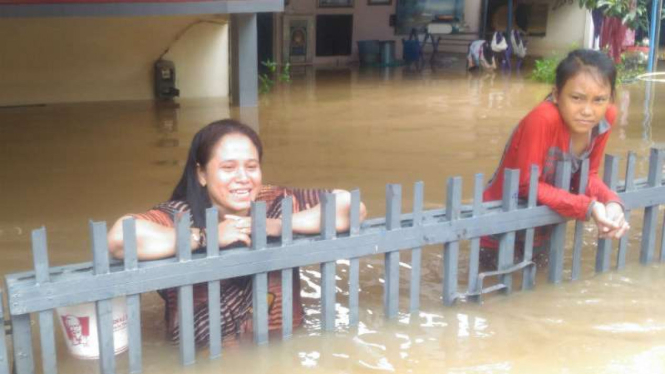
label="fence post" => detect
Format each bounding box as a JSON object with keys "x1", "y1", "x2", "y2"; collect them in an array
[
  {"x1": 0, "y1": 289, "x2": 10, "y2": 374},
  {"x1": 410, "y1": 182, "x2": 424, "y2": 313},
  {"x1": 174, "y1": 213, "x2": 195, "y2": 365},
  {"x1": 349, "y1": 190, "x2": 362, "y2": 327},
  {"x1": 522, "y1": 165, "x2": 539, "y2": 289},
  {"x1": 596, "y1": 155, "x2": 619, "y2": 273},
  {"x1": 122, "y1": 219, "x2": 143, "y2": 373},
  {"x1": 467, "y1": 174, "x2": 484, "y2": 300},
  {"x1": 91, "y1": 221, "x2": 117, "y2": 374},
  {"x1": 204, "y1": 208, "x2": 222, "y2": 359},
  {"x1": 320, "y1": 193, "x2": 337, "y2": 331},
  {"x1": 549, "y1": 161, "x2": 571, "y2": 284},
  {"x1": 385, "y1": 184, "x2": 401, "y2": 318},
  {"x1": 618, "y1": 152, "x2": 636, "y2": 269},
  {"x1": 32, "y1": 228, "x2": 57, "y2": 374},
  {"x1": 499, "y1": 169, "x2": 519, "y2": 293},
  {"x1": 660, "y1": 211, "x2": 665, "y2": 262},
  {"x1": 280, "y1": 198, "x2": 294, "y2": 339},
  {"x1": 10, "y1": 312, "x2": 33, "y2": 374},
  {"x1": 571, "y1": 160, "x2": 589, "y2": 281},
  {"x1": 443, "y1": 177, "x2": 462, "y2": 305},
  {"x1": 251, "y1": 202, "x2": 270, "y2": 343},
  {"x1": 641, "y1": 148, "x2": 664, "y2": 264}
]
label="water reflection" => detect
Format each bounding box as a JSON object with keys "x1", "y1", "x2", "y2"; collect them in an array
[{"x1": 642, "y1": 80, "x2": 656, "y2": 142}]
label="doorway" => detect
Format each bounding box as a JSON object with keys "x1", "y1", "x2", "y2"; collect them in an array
[{"x1": 257, "y1": 13, "x2": 274, "y2": 74}]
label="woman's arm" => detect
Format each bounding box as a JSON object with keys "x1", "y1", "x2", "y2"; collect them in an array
[
  {"x1": 290, "y1": 189, "x2": 367, "y2": 234},
  {"x1": 107, "y1": 216, "x2": 180, "y2": 260},
  {"x1": 583, "y1": 108, "x2": 629, "y2": 238},
  {"x1": 108, "y1": 213, "x2": 250, "y2": 260},
  {"x1": 229, "y1": 189, "x2": 368, "y2": 237}
]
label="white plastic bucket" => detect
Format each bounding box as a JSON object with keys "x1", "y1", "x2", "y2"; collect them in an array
[{"x1": 56, "y1": 297, "x2": 129, "y2": 360}]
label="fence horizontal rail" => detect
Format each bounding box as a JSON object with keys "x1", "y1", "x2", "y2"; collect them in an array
[{"x1": 6, "y1": 180, "x2": 665, "y2": 315}]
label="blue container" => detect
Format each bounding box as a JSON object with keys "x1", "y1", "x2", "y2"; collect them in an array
[
  {"x1": 402, "y1": 39, "x2": 420, "y2": 62},
  {"x1": 357, "y1": 40, "x2": 381, "y2": 65}
]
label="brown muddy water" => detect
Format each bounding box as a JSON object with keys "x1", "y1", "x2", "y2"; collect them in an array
[{"x1": 1, "y1": 65, "x2": 665, "y2": 373}]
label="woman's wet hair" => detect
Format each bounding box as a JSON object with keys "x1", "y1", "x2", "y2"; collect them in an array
[
  {"x1": 171, "y1": 119, "x2": 263, "y2": 227},
  {"x1": 555, "y1": 49, "x2": 617, "y2": 96}
]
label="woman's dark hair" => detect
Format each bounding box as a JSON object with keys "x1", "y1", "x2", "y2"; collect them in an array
[
  {"x1": 170, "y1": 119, "x2": 263, "y2": 228},
  {"x1": 555, "y1": 49, "x2": 617, "y2": 96}
]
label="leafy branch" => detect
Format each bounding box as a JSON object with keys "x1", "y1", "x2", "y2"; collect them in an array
[{"x1": 259, "y1": 60, "x2": 291, "y2": 94}]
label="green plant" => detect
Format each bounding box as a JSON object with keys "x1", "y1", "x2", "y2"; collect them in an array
[
  {"x1": 258, "y1": 60, "x2": 292, "y2": 94},
  {"x1": 531, "y1": 50, "x2": 646, "y2": 85},
  {"x1": 616, "y1": 52, "x2": 647, "y2": 83},
  {"x1": 279, "y1": 62, "x2": 291, "y2": 83},
  {"x1": 531, "y1": 54, "x2": 561, "y2": 84}
]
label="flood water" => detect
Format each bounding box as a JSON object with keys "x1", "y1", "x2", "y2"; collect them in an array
[{"x1": 2, "y1": 63, "x2": 665, "y2": 373}]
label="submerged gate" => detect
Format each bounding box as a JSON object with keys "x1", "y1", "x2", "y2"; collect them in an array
[{"x1": 2, "y1": 149, "x2": 665, "y2": 374}]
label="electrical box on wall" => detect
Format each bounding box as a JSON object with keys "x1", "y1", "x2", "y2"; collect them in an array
[{"x1": 154, "y1": 59, "x2": 180, "y2": 100}]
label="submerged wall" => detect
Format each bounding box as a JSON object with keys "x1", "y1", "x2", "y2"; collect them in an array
[{"x1": 0, "y1": 15, "x2": 229, "y2": 106}]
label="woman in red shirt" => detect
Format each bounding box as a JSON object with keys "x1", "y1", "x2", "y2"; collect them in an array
[{"x1": 481, "y1": 49, "x2": 630, "y2": 267}]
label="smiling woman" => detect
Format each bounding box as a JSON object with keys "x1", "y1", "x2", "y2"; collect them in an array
[
  {"x1": 480, "y1": 49, "x2": 630, "y2": 269},
  {"x1": 106, "y1": 119, "x2": 367, "y2": 346}
]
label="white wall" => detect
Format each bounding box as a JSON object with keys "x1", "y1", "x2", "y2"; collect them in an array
[
  {"x1": 280, "y1": 0, "x2": 401, "y2": 65},
  {"x1": 0, "y1": 15, "x2": 229, "y2": 106},
  {"x1": 523, "y1": 1, "x2": 590, "y2": 56},
  {"x1": 464, "y1": 0, "x2": 482, "y2": 32}
]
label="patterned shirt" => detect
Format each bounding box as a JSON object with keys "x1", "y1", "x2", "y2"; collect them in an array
[{"x1": 133, "y1": 185, "x2": 326, "y2": 345}]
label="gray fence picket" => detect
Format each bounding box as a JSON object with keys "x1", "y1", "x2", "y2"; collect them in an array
[
  {"x1": 123, "y1": 218, "x2": 143, "y2": 373},
  {"x1": 280, "y1": 197, "x2": 294, "y2": 339},
  {"x1": 91, "y1": 221, "x2": 116, "y2": 374},
  {"x1": 571, "y1": 160, "x2": 589, "y2": 281},
  {"x1": 641, "y1": 148, "x2": 664, "y2": 264},
  {"x1": 175, "y1": 213, "x2": 195, "y2": 365},
  {"x1": 320, "y1": 193, "x2": 337, "y2": 331},
  {"x1": 384, "y1": 184, "x2": 401, "y2": 318},
  {"x1": 349, "y1": 190, "x2": 361, "y2": 326},
  {"x1": 0, "y1": 290, "x2": 9, "y2": 374},
  {"x1": 410, "y1": 182, "x2": 424, "y2": 313},
  {"x1": 548, "y1": 162, "x2": 571, "y2": 284},
  {"x1": 467, "y1": 174, "x2": 484, "y2": 300},
  {"x1": 596, "y1": 155, "x2": 619, "y2": 272},
  {"x1": 660, "y1": 211, "x2": 665, "y2": 262},
  {"x1": 11, "y1": 313, "x2": 33, "y2": 374},
  {"x1": 498, "y1": 170, "x2": 519, "y2": 293},
  {"x1": 204, "y1": 208, "x2": 222, "y2": 359},
  {"x1": 251, "y1": 202, "x2": 269, "y2": 344},
  {"x1": 31, "y1": 228, "x2": 57, "y2": 374},
  {"x1": 251, "y1": 201, "x2": 268, "y2": 344},
  {"x1": 522, "y1": 165, "x2": 539, "y2": 289},
  {"x1": 443, "y1": 177, "x2": 462, "y2": 305},
  {"x1": 618, "y1": 152, "x2": 636, "y2": 269}
]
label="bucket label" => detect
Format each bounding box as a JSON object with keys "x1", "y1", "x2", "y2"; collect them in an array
[
  {"x1": 61, "y1": 315, "x2": 91, "y2": 346},
  {"x1": 113, "y1": 314, "x2": 128, "y2": 332}
]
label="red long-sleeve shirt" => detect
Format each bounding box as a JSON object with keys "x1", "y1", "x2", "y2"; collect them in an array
[{"x1": 482, "y1": 100, "x2": 621, "y2": 248}]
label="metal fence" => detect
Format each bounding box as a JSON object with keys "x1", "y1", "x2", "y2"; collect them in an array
[{"x1": 2, "y1": 149, "x2": 665, "y2": 374}]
